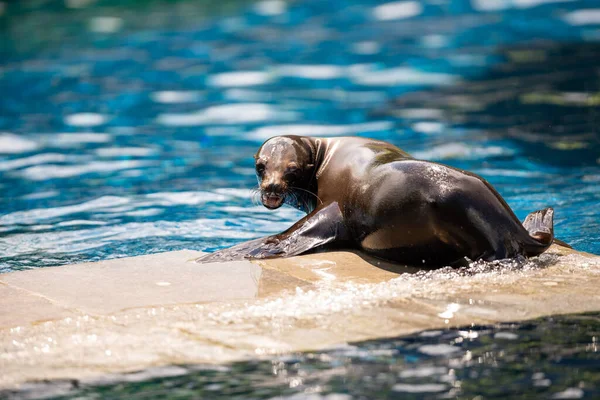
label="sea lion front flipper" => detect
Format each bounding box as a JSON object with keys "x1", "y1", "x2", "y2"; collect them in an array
[
  {"x1": 195, "y1": 237, "x2": 269, "y2": 263},
  {"x1": 248, "y1": 201, "x2": 346, "y2": 260},
  {"x1": 195, "y1": 202, "x2": 346, "y2": 263}
]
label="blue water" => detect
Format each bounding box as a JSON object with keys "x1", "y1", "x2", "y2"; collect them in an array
[
  {"x1": 4, "y1": 312, "x2": 600, "y2": 399},
  {"x1": 1, "y1": 0, "x2": 599, "y2": 273},
  {"x1": 1, "y1": 0, "x2": 600, "y2": 398}
]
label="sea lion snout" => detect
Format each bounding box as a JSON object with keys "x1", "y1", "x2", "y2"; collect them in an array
[
  {"x1": 263, "y1": 182, "x2": 283, "y2": 193},
  {"x1": 262, "y1": 193, "x2": 284, "y2": 209},
  {"x1": 260, "y1": 178, "x2": 286, "y2": 209}
]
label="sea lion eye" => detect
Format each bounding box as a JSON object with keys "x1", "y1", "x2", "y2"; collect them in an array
[
  {"x1": 256, "y1": 163, "x2": 265, "y2": 176},
  {"x1": 286, "y1": 163, "x2": 298, "y2": 173},
  {"x1": 284, "y1": 165, "x2": 299, "y2": 180}
]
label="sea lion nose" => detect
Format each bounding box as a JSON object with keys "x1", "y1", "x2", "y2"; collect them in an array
[{"x1": 265, "y1": 183, "x2": 283, "y2": 193}]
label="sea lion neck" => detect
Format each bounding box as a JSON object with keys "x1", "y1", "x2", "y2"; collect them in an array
[{"x1": 300, "y1": 137, "x2": 326, "y2": 176}]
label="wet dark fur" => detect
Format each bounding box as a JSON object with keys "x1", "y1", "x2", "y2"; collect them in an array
[{"x1": 198, "y1": 136, "x2": 559, "y2": 266}]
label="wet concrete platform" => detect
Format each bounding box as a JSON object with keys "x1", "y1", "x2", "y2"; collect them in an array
[
  {"x1": 1, "y1": 251, "x2": 260, "y2": 317},
  {"x1": 1, "y1": 245, "x2": 599, "y2": 390}
]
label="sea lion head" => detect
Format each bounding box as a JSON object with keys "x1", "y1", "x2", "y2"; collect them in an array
[{"x1": 254, "y1": 136, "x2": 315, "y2": 210}]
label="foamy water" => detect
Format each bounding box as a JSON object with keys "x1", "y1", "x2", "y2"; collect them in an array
[{"x1": 199, "y1": 253, "x2": 573, "y2": 329}]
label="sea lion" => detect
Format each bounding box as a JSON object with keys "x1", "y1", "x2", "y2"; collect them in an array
[{"x1": 197, "y1": 136, "x2": 557, "y2": 266}]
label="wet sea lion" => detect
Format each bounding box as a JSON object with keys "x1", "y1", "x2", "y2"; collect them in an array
[{"x1": 197, "y1": 136, "x2": 557, "y2": 266}]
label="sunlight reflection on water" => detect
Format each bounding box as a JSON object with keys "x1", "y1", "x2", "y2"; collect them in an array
[{"x1": 0, "y1": 0, "x2": 599, "y2": 272}]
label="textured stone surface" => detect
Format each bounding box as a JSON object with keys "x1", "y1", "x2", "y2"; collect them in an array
[
  {"x1": 1, "y1": 245, "x2": 599, "y2": 390},
  {"x1": 0, "y1": 251, "x2": 261, "y2": 315},
  {"x1": 0, "y1": 283, "x2": 82, "y2": 328}
]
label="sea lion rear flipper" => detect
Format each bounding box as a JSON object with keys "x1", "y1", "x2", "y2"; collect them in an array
[
  {"x1": 248, "y1": 201, "x2": 346, "y2": 259},
  {"x1": 522, "y1": 207, "x2": 554, "y2": 247},
  {"x1": 552, "y1": 238, "x2": 573, "y2": 249}
]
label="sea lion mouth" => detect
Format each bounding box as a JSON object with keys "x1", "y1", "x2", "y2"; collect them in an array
[{"x1": 261, "y1": 193, "x2": 284, "y2": 209}]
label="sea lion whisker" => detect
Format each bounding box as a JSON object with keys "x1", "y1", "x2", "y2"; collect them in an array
[
  {"x1": 293, "y1": 191, "x2": 310, "y2": 212},
  {"x1": 289, "y1": 186, "x2": 323, "y2": 205},
  {"x1": 283, "y1": 190, "x2": 295, "y2": 206},
  {"x1": 301, "y1": 196, "x2": 311, "y2": 213},
  {"x1": 285, "y1": 190, "x2": 299, "y2": 206},
  {"x1": 250, "y1": 188, "x2": 262, "y2": 206}
]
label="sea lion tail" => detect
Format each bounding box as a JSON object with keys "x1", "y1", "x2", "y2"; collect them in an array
[
  {"x1": 552, "y1": 238, "x2": 573, "y2": 249},
  {"x1": 521, "y1": 207, "x2": 555, "y2": 256}
]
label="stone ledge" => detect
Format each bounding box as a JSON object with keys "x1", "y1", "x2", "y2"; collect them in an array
[
  {"x1": 0, "y1": 251, "x2": 261, "y2": 318},
  {"x1": 0, "y1": 244, "x2": 599, "y2": 390},
  {"x1": 0, "y1": 283, "x2": 83, "y2": 328}
]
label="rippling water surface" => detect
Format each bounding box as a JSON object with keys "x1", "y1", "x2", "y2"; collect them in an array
[
  {"x1": 1, "y1": 0, "x2": 600, "y2": 397},
  {"x1": 7, "y1": 312, "x2": 600, "y2": 399},
  {"x1": 1, "y1": 0, "x2": 599, "y2": 272}
]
